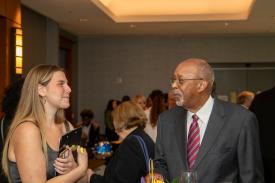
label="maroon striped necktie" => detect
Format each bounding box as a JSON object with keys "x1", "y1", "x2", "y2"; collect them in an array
[{"x1": 187, "y1": 114, "x2": 200, "y2": 170}]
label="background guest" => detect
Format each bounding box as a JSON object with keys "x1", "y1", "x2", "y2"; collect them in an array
[
  {"x1": 121, "y1": 95, "x2": 130, "y2": 103},
  {"x1": 104, "y1": 99, "x2": 119, "y2": 141},
  {"x1": 132, "y1": 94, "x2": 147, "y2": 110},
  {"x1": 80, "y1": 109, "x2": 100, "y2": 147},
  {"x1": 0, "y1": 78, "x2": 24, "y2": 183},
  {"x1": 89, "y1": 101, "x2": 154, "y2": 183},
  {"x1": 145, "y1": 96, "x2": 153, "y2": 110},
  {"x1": 144, "y1": 90, "x2": 166, "y2": 143},
  {"x1": 250, "y1": 86, "x2": 275, "y2": 183},
  {"x1": 237, "y1": 90, "x2": 255, "y2": 109}
]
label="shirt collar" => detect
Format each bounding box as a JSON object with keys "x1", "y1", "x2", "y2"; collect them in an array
[{"x1": 187, "y1": 96, "x2": 214, "y2": 123}]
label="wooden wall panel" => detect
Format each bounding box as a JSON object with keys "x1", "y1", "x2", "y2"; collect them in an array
[
  {"x1": 0, "y1": 0, "x2": 6, "y2": 16},
  {"x1": 0, "y1": 0, "x2": 21, "y2": 110},
  {"x1": 0, "y1": 0, "x2": 21, "y2": 26},
  {"x1": 0, "y1": 17, "x2": 10, "y2": 103},
  {"x1": 6, "y1": 0, "x2": 21, "y2": 26}
]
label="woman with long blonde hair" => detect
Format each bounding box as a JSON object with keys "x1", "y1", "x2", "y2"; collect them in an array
[{"x1": 2, "y1": 65, "x2": 88, "y2": 183}]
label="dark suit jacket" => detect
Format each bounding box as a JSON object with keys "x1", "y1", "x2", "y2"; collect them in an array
[
  {"x1": 155, "y1": 98, "x2": 264, "y2": 183},
  {"x1": 250, "y1": 86, "x2": 275, "y2": 159},
  {"x1": 250, "y1": 86, "x2": 275, "y2": 183},
  {"x1": 90, "y1": 127, "x2": 154, "y2": 183}
]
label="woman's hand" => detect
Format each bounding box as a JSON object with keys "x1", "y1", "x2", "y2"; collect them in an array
[
  {"x1": 77, "y1": 146, "x2": 88, "y2": 173},
  {"x1": 54, "y1": 147, "x2": 77, "y2": 175},
  {"x1": 87, "y1": 168, "x2": 94, "y2": 181}
]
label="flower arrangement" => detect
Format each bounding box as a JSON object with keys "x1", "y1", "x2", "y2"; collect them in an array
[{"x1": 147, "y1": 159, "x2": 180, "y2": 183}]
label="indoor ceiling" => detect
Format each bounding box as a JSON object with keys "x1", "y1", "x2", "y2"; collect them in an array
[{"x1": 21, "y1": 0, "x2": 275, "y2": 37}]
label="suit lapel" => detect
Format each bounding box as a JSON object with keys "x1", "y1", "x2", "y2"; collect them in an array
[
  {"x1": 174, "y1": 107, "x2": 189, "y2": 169},
  {"x1": 193, "y1": 99, "x2": 226, "y2": 170}
]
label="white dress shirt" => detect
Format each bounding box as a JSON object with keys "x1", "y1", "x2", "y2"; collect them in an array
[{"x1": 186, "y1": 96, "x2": 214, "y2": 144}]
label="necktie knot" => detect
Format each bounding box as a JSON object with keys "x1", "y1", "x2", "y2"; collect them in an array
[{"x1": 192, "y1": 114, "x2": 199, "y2": 122}]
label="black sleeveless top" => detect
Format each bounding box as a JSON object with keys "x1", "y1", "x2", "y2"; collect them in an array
[{"x1": 8, "y1": 121, "x2": 70, "y2": 183}]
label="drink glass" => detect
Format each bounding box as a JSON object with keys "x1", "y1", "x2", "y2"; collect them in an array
[{"x1": 179, "y1": 171, "x2": 198, "y2": 183}]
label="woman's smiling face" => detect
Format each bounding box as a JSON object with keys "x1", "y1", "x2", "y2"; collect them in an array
[{"x1": 43, "y1": 71, "x2": 71, "y2": 110}]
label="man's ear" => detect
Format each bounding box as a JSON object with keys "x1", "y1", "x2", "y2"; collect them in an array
[
  {"x1": 38, "y1": 84, "x2": 46, "y2": 97},
  {"x1": 198, "y1": 80, "x2": 208, "y2": 93}
]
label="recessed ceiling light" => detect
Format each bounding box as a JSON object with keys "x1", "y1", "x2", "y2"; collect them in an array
[
  {"x1": 80, "y1": 18, "x2": 88, "y2": 22},
  {"x1": 224, "y1": 22, "x2": 229, "y2": 26},
  {"x1": 91, "y1": 0, "x2": 256, "y2": 23}
]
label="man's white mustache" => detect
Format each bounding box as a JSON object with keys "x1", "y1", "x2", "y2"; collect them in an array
[{"x1": 172, "y1": 90, "x2": 183, "y2": 98}]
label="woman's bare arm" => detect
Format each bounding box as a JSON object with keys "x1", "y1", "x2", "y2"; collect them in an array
[{"x1": 10, "y1": 122, "x2": 87, "y2": 183}]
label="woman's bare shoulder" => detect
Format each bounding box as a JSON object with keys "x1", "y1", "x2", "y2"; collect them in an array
[
  {"x1": 12, "y1": 120, "x2": 41, "y2": 141},
  {"x1": 9, "y1": 120, "x2": 43, "y2": 162}
]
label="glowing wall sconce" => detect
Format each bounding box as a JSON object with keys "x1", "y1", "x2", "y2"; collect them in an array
[{"x1": 15, "y1": 28, "x2": 23, "y2": 74}]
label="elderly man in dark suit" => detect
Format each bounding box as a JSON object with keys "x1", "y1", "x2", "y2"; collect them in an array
[{"x1": 152, "y1": 58, "x2": 264, "y2": 183}]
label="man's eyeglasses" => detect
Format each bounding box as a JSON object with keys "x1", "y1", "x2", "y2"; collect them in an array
[{"x1": 170, "y1": 77, "x2": 203, "y2": 85}]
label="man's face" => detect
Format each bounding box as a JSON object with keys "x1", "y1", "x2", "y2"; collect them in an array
[
  {"x1": 82, "y1": 117, "x2": 91, "y2": 126},
  {"x1": 137, "y1": 98, "x2": 146, "y2": 110},
  {"x1": 168, "y1": 92, "x2": 176, "y2": 109},
  {"x1": 171, "y1": 63, "x2": 202, "y2": 110}
]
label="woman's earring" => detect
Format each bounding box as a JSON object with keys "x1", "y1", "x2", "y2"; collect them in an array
[{"x1": 42, "y1": 97, "x2": 46, "y2": 104}]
